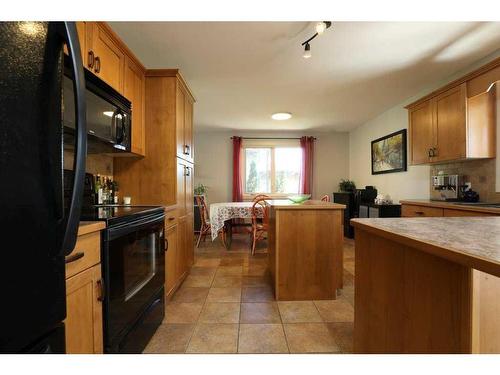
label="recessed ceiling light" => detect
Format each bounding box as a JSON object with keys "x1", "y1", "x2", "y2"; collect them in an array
[
  {"x1": 271, "y1": 112, "x2": 292, "y2": 120},
  {"x1": 103, "y1": 111, "x2": 114, "y2": 117}
]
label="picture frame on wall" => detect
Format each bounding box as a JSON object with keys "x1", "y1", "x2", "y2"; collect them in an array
[{"x1": 371, "y1": 129, "x2": 407, "y2": 175}]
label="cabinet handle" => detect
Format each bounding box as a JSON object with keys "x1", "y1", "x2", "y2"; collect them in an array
[
  {"x1": 94, "y1": 56, "x2": 101, "y2": 73},
  {"x1": 428, "y1": 148, "x2": 432, "y2": 158},
  {"x1": 96, "y1": 278, "x2": 105, "y2": 302},
  {"x1": 432, "y1": 147, "x2": 438, "y2": 157},
  {"x1": 87, "y1": 50, "x2": 94, "y2": 69},
  {"x1": 184, "y1": 166, "x2": 190, "y2": 177},
  {"x1": 414, "y1": 211, "x2": 425, "y2": 215},
  {"x1": 168, "y1": 217, "x2": 175, "y2": 221},
  {"x1": 65, "y1": 251, "x2": 84, "y2": 264},
  {"x1": 184, "y1": 144, "x2": 190, "y2": 155}
]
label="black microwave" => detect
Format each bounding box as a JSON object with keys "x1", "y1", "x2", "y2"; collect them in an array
[{"x1": 63, "y1": 59, "x2": 131, "y2": 153}]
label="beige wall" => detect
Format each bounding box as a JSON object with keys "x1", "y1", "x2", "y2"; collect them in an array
[
  {"x1": 348, "y1": 49, "x2": 500, "y2": 203},
  {"x1": 194, "y1": 130, "x2": 350, "y2": 204}
]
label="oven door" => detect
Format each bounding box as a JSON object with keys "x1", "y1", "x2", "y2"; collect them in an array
[{"x1": 103, "y1": 213, "x2": 165, "y2": 348}]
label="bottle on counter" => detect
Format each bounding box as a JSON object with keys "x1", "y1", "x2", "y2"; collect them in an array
[{"x1": 95, "y1": 175, "x2": 103, "y2": 205}]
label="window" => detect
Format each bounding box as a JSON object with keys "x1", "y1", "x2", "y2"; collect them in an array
[{"x1": 243, "y1": 139, "x2": 302, "y2": 197}]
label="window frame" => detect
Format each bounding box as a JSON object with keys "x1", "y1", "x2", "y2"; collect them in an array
[{"x1": 241, "y1": 139, "x2": 301, "y2": 200}]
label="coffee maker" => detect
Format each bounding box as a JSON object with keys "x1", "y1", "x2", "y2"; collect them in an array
[{"x1": 431, "y1": 174, "x2": 465, "y2": 201}]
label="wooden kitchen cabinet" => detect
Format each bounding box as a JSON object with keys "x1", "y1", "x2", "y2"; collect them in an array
[
  {"x1": 165, "y1": 223, "x2": 179, "y2": 296},
  {"x1": 124, "y1": 55, "x2": 146, "y2": 156},
  {"x1": 63, "y1": 22, "x2": 87, "y2": 64},
  {"x1": 64, "y1": 224, "x2": 105, "y2": 354},
  {"x1": 65, "y1": 264, "x2": 103, "y2": 354},
  {"x1": 407, "y1": 61, "x2": 498, "y2": 165},
  {"x1": 176, "y1": 81, "x2": 195, "y2": 163}
]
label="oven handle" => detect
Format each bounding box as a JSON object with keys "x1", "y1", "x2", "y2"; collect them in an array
[{"x1": 107, "y1": 213, "x2": 165, "y2": 240}]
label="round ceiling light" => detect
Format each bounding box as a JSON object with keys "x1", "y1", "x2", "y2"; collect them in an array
[{"x1": 271, "y1": 112, "x2": 292, "y2": 120}]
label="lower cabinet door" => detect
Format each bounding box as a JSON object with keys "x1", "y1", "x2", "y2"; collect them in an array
[
  {"x1": 65, "y1": 264, "x2": 103, "y2": 354},
  {"x1": 165, "y1": 223, "x2": 179, "y2": 296},
  {"x1": 185, "y1": 213, "x2": 194, "y2": 267},
  {"x1": 176, "y1": 215, "x2": 187, "y2": 279}
]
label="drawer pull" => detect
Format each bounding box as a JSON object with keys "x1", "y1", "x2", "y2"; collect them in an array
[
  {"x1": 168, "y1": 217, "x2": 175, "y2": 221},
  {"x1": 65, "y1": 252, "x2": 84, "y2": 264},
  {"x1": 97, "y1": 278, "x2": 105, "y2": 302}
]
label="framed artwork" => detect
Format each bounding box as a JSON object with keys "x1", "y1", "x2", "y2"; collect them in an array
[{"x1": 371, "y1": 129, "x2": 407, "y2": 175}]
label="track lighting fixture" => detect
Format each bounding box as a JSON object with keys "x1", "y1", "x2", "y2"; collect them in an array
[
  {"x1": 301, "y1": 21, "x2": 332, "y2": 59},
  {"x1": 303, "y1": 43, "x2": 311, "y2": 59}
]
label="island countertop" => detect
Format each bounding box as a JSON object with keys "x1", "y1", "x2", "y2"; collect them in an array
[
  {"x1": 351, "y1": 217, "x2": 500, "y2": 278},
  {"x1": 400, "y1": 199, "x2": 500, "y2": 214},
  {"x1": 266, "y1": 199, "x2": 346, "y2": 210}
]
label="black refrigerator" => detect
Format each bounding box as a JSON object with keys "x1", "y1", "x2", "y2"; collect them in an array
[{"x1": 0, "y1": 22, "x2": 87, "y2": 353}]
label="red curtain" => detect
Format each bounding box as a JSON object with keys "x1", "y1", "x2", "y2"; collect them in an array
[
  {"x1": 299, "y1": 136, "x2": 315, "y2": 195},
  {"x1": 232, "y1": 136, "x2": 243, "y2": 202}
]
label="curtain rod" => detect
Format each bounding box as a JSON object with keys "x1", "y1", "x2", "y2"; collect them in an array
[{"x1": 230, "y1": 137, "x2": 316, "y2": 140}]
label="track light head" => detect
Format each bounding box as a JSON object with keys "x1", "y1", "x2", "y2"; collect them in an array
[
  {"x1": 315, "y1": 21, "x2": 332, "y2": 35},
  {"x1": 303, "y1": 43, "x2": 311, "y2": 59}
]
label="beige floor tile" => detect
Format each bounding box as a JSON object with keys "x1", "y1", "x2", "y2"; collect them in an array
[
  {"x1": 182, "y1": 275, "x2": 214, "y2": 288},
  {"x1": 171, "y1": 287, "x2": 209, "y2": 304},
  {"x1": 165, "y1": 302, "x2": 204, "y2": 323},
  {"x1": 338, "y1": 285, "x2": 355, "y2": 307},
  {"x1": 343, "y1": 270, "x2": 354, "y2": 287},
  {"x1": 220, "y1": 258, "x2": 245, "y2": 266},
  {"x1": 278, "y1": 301, "x2": 322, "y2": 323},
  {"x1": 238, "y1": 324, "x2": 288, "y2": 353},
  {"x1": 186, "y1": 324, "x2": 239, "y2": 353},
  {"x1": 199, "y1": 302, "x2": 241, "y2": 323},
  {"x1": 189, "y1": 267, "x2": 217, "y2": 277},
  {"x1": 327, "y1": 322, "x2": 353, "y2": 353},
  {"x1": 193, "y1": 258, "x2": 221, "y2": 267},
  {"x1": 241, "y1": 275, "x2": 271, "y2": 287},
  {"x1": 241, "y1": 286, "x2": 275, "y2": 302},
  {"x1": 344, "y1": 260, "x2": 355, "y2": 275},
  {"x1": 206, "y1": 287, "x2": 242, "y2": 303},
  {"x1": 284, "y1": 323, "x2": 340, "y2": 353},
  {"x1": 240, "y1": 302, "x2": 281, "y2": 324},
  {"x1": 212, "y1": 275, "x2": 243, "y2": 288},
  {"x1": 216, "y1": 265, "x2": 244, "y2": 276},
  {"x1": 242, "y1": 266, "x2": 269, "y2": 277},
  {"x1": 314, "y1": 299, "x2": 354, "y2": 322},
  {"x1": 143, "y1": 324, "x2": 195, "y2": 353}
]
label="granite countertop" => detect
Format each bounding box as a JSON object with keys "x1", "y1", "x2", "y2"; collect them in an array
[
  {"x1": 351, "y1": 217, "x2": 500, "y2": 277},
  {"x1": 400, "y1": 199, "x2": 500, "y2": 214},
  {"x1": 266, "y1": 199, "x2": 346, "y2": 210},
  {"x1": 78, "y1": 221, "x2": 106, "y2": 236}
]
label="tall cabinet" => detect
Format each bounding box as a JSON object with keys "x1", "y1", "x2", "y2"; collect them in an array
[{"x1": 114, "y1": 69, "x2": 195, "y2": 298}]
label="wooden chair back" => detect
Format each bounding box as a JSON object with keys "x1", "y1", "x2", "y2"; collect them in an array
[
  {"x1": 321, "y1": 194, "x2": 331, "y2": 202},
  {"x1": 251, "y1": 197, "x2": 269, "y2": 226},
  {"x1": 195, "y1": 195, "x2": 209, "y2": 226},
  {"x1": 252, "y1": 194, "x2": 270, "y2": 202}
]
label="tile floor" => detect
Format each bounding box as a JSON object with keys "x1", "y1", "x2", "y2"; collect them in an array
[{"x1": 144, "y1": 233, "x2": 355, "y2": 354}]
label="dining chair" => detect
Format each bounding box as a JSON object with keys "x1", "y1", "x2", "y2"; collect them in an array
[
  {"x1": 250, "y1": 196, "x2": 269, "y2": 255},
  {"x1": 321, "y1": 194, "x2": 331, "y2": 202},
  {"x1": 252, "y1": 194, "x2": 270, "y2": 202},
  {"x1": 195, "y1": 195, "x2": 225, "y2": 248}
]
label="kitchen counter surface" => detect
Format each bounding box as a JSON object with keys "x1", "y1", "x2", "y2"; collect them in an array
[
  {"x1": 78, "y1": 221, "x2": 106, "y2": 236},
  {"x1": 266, "y1": 199, "x2": 346, "y2": 210},
  {"x1": 351, "y1": 217, "x2": 500, "y2": 278},
  {"x1": 400, "y1": 199, "x2": 500, "y2": 214}
]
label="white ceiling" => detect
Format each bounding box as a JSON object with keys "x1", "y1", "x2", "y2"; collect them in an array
[{"x1": 109, "y1": 22, "x2": 500, "y2": 132}]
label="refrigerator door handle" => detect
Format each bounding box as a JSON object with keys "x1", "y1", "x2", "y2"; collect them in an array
[{"x1": 60, "y1": 22, "x2": 87, "y2": 256}]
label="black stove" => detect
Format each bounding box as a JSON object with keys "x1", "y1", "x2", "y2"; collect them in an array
[{"x1": 80, "y1": 205, "x2": 164, "y2": 226}]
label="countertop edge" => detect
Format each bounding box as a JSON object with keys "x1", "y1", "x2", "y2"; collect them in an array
[
  {"x1": 351, "y1": 218, "x2": 500, "y2": 278},
  {"x1": 78, "y1": 221, "x2": 106, "y2": 236},
  {"x1": 400, "y1": 200, "x2": 500, "y2": 214}
]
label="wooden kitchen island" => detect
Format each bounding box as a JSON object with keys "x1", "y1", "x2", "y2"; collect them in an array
[
  {"x1": 351, "y1": 217, "x2": 500, "y2": 353},
  {"x1": 266, "y1": 200, "x2": 345, "y2": 301}
]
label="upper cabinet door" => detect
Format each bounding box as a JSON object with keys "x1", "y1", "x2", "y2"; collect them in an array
[
  {"x1": 433, "y1": 83, "x2": 467, "y2": 162},
  {"x1": 184, "y1": 97, "x2": 194, "y2": 163},
  {"x1": 89, "y1": 23, "x2": 125, "y2": 93},
  {"x1": 124, "y1": 56, "x2": 146, "y2": 156},
  {"x1": 409, "y1": 100, "x2": 434, "y2": 165},
  {"x1": 176, "y1": 86, "x2": 186, "y2": 159}
]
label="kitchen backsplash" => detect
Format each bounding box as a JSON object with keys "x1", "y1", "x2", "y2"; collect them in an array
[
  {"x1": 430, "y1": 158, "x2": 500, "y2": 202},
  {"x1": 64, "y1": 150, "x2": 113, "y2": 177}
]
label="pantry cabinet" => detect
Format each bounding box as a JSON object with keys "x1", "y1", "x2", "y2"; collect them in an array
[
  {"x1": 176, "y1": 83, "x2": 195, "y2": 163},
  {"x1": 407, "y1": 63, "x2": 498, "y2": 165}
]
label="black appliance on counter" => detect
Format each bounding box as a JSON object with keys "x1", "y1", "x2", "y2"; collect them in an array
[
  {"x1": 0, "y1": 22, "x2": 87, "y2": 353},
  {"x1": 333, "y1": 186, "x2": 378, "y2": 238},
  {"x1": 63, "y1": 51, "x2": 131, "y2": 153},
  {"x1": 359, "y1": 203, "x2": 401, "y2": 218}
]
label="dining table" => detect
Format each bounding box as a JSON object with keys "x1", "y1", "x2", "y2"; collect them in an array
[{"x1": 209, "y1": 201, "x2": 263, "y2": 249}]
